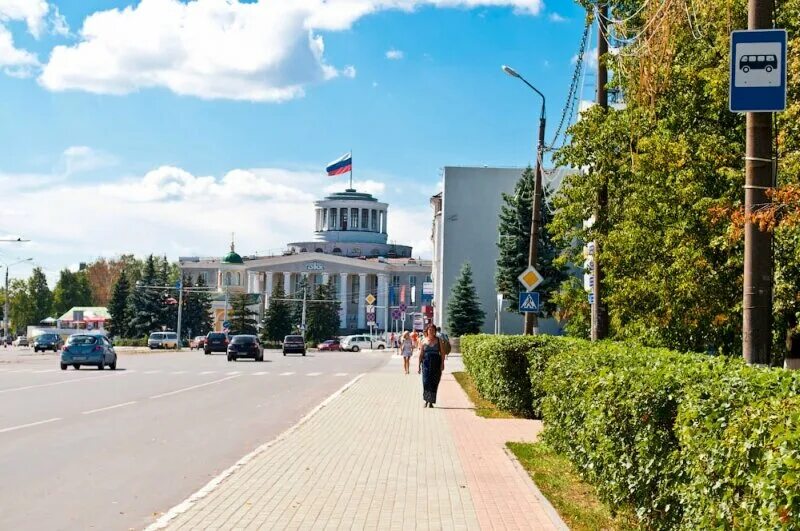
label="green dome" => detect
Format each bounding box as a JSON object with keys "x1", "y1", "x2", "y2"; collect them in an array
[{"x1": 222, "y1": 251, "x2": 243, "y2": 264}]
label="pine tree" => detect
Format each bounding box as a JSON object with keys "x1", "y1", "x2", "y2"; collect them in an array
[
  {"x1": 182, "y1": 274, "x2": 212, "y2": 339},
  {"x1": 261, "y1": 284, "x2": 293, "y2": 342},
  {"x1": 305, "y1": 279, "x2": 341, "y2": 344},
  {"x1": 127, "y1": 255, "x2": 165, "y2": 337},
  {"x1": 52, "y1": 269, "x2": 93, "y2": 316},
  {"x1": 496, "y1": 166, "x2": 566, "y2": 316},
  {"x1": 228, "y1": 293, "x2": 258, "y2": 335},
  {"x1": 107, "y1": 271, "x2": 131, "y2": 337},
  {"x1": 447, "y1": 262, "x2": 485, "y2": 337},
  {"x1": 28, "y1": 267, "x2": 53, "y2": 324}
]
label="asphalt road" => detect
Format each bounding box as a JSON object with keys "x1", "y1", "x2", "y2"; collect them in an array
[{"x1": 0, "y1": 346, "x2": 390, "y2": 530}]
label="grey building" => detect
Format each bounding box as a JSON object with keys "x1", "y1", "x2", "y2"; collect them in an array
[{"x1": 431, "y1": 166, "x2": 570, "y2": 335}]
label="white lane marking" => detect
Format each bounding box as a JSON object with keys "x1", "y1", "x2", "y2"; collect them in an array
[
  {"x1": 226, "y1": 371, "x2": 241, "y2": 375},
  {"x1": 252, "y1": 371, "x2": 269, "y2": 376},
  {"x1": 145, "y1": 373, "x2": 365, "y2": 531},
  {"x1": 149, "y1": 375, "x2": 240, "y2": 400},
  {"x1": 144, "y1": 370, "x2": 161, "y2": 374},
  {"x1": 33, "y1": 369, "x2": 58, "y2": 373},
  {"x1": 306, "y1": 372, "x2": 322, "y2": 376},
  {"x1": 0, "y1": 371, "x2": 130, "y2": 394},
  {"x1": 171, "y1": 371, "x2": 187, "y2": 375},
  {"x1": 82, "y1": 401, "x2": 137, "y2": 415},
  {"x1": 335, "y1": 372, "x2": 349, "y2": 376},
  {"x1": 0, "y1": 417, "x2": 62, "y2": 434},
  {"x1": 199, "y1": 371, "x2": 216, "y2": 375},
  {"x1": 279, "y1": 372, "x2": 295, "y2": 376}
]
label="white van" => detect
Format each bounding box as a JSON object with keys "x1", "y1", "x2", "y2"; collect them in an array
[{"x1": 148, "y1": 332, "x2": 179, "y2": 349}]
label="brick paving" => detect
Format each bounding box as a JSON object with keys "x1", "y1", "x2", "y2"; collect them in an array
[{"x1": 157, "y1": 357, "x2": 565, "y2": 530}]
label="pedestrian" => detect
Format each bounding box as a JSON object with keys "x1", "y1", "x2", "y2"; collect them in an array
[
  {"x1": 410, "y1": 329, "x2": 418, "y2": 348},
  {"x1": 418, "y1": 323, "x2": 445, "y2": 408},
  {"x1": 399, "y1": 330, "x2": 414, "y2": 374},
  {"x1": 389, "y1": 332, "x2": 395, "y2": 350}
]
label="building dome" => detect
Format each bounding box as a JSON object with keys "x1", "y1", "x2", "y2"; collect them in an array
[{"x1": 222, "y1": 239, "x2": 244, "y2": 264}]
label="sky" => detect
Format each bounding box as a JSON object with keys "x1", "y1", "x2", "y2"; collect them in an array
[{"x1": 0, "y1": 0, "x2": 593, "y2": 284}]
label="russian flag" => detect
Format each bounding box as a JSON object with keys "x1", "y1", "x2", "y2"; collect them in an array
[{"x1": 326, "y1": 153, "x2": 352, "y2": 176}]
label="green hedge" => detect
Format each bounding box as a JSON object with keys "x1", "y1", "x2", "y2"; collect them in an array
[
  {"x1": 461, "y1": 334, "x2": 800, "y2": 530},
  {"x1": 112, "y1": 337, "x2": 148, "y2": 347}
]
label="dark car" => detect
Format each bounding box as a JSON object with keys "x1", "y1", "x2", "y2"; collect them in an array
[
  {"x1": 33, "y1": 333, "x2": 63, "y2": 352},
  {"x1": 227, "y1": 335, "x2": 264, "y2": 362},
  {"x1": 60, "y1": 334, "x2": 117, "y2": 370},
  {"x1": 283, "y1": 335, "x2": 306, "y2": 356},
  {"x1": 204, "y1": 332, "x2": 229, "y2": 354},
  {"x1": 317, "y1": 339, "x2": 340, "y2": 351}
]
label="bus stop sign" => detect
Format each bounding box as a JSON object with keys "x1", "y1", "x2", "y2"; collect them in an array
[{"x1": 730, "y1": 29, "x2": 787, "y2": 112}]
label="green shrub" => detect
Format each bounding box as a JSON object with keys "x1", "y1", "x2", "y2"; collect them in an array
[{"x1": 112, "y1": 337, "x2": 148, "y2": 347}]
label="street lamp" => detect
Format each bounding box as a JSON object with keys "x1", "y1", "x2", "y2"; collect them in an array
[
  {"x1": 3, "y1": 258, "x2": 33, "y2": 337},
  {"x1": 502, "y1": 64, "x2": 546, "y2": 335}
]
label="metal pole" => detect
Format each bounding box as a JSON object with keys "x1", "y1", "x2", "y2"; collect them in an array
[
  {"x1": 4, "y1": 266, "x2": 8, "y2": 338},
  {"x1": 743, "y1": 0, "x2": 773, "y2": 364},
  {"x1": 301, "y1": 285, "x2": 307, "y2": 338},
  {"x1": 592, "y1": 1, "x2": 610, "y2": 341},
  {"x1": 525, "y1": 108, "x2": 546, "y2": 335},
  {"x1": 176, "y1": 281, "x2": 183, "y2": 350}
]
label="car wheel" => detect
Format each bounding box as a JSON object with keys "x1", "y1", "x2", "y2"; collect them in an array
[
  {"x1": 377, "y1": 344, "x2": 385, "y2": 350},
  {"x1": 283, "y1": 350, "x2": 286, "y2": 356},
  {"x1": 351, "y1": 346, "x2": 360, "y2": 352},
  {"x1": 227, "y1": 354, "x2": 232, "y2": 362},
  {"x1": 73, "y1": 364, "x2": 80, "y2": 370},
  {"x1": 302, "y1": 350, "x2": 306, "y2": 356},
  {"x1": 97, "y1": 362, "x2": 105, "y2": 370},
  {"x1": 60, "y1": 363, "x2": 67, "y2": 370},
  {"x1": 204, "y1": 350, "x2": 210, "y2": 355},
  {"x1": 109, "y1": 360, "x2": 117, "y2": 370}
]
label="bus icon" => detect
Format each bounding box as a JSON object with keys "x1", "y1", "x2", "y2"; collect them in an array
[{"x1": 739, "y1": 54, "x2": 778, "y2": 73}]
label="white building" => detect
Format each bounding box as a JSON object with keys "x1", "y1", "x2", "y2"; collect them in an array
[{"x1": 180, "y1": 189, "x2": 432, "y2": 334}]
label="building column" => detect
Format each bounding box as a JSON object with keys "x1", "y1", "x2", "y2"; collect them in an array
[
  {"x1": 283, "y1": 272, "x2": 292, "y2": 296},
  {"x1": 264, "y1": 272, "x2": 274, "y2": 309},
  {"x1": 339, "y1": 273, "x2": 348, "y2": 330},
  {"x1": 357, "y1": 273, "x2": 367, "y2": 329},
  {"x1": 377, "y1": 274, "x2": 389, "y2": 331}
]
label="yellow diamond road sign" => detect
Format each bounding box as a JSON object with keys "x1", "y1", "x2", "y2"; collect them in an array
[
  {"x1": 365, "y1": 293, "x2": 376, "y2": 305},
  {"x1": 518, "y1": 266, "x2": 544, "y2": 292}
]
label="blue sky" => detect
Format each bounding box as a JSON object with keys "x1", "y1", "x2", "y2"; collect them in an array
[{"x1": 0, "y1": 0, "x2": 592, "y2": 282}]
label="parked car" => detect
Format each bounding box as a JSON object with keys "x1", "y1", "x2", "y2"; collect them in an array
[
  {"x1": 317, "y1": 339, "x2": 341, "y2": 351},
  {"x1": 33, "y1": 333, "x2": 63, "y2": 352},
  {"x1": 204, "y1": 332, "x2": 229, "y2": 355},
  {"x1": 60, "y1": 334, "x2": 117, "y2": 370},
  {"x1": 340, "y1": 335, "x2": 386, "y2": 352},
  {"x1": 227, "y1": 335, "x2": 264, "y2": 362},
  {"x1": 148, "y1": 332, "x2": 179, "y2": 349},
  {"x1": 189, "y1": 335, "x2": 206, "y2": 350},
  {"x1": 13, "y1": 336, "x2": 29, "y2": 347},
  {"x1": 282, "y1": 335, "x2": 306, "y2": 356}
]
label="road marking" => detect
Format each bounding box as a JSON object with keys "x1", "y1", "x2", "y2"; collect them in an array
[
  {"x1": 32, "y1": 369, "x2": 58, "y2": 373},
  {"x1": 82, "y1": 401, "x2": 137, "y2": 415},
  {"x1": 306, "y1": 372, "x2": 322, "y2": 376},
  {"x1": 171, "y1": 371, "x2": 187, "y2": 375},
  {"x1": 279, "y1": 372, "x2": 295, "y2": 376},
  {"x1": 199, "y1": 371, "x2": 216, "y2": 375},
  {"x1": 335, "y1": 372, "x2": 349, "y2": 376},
  {"x1": 144, "y1": 370, "x2": 161, "y2": 374},
  {"x1": 0, "y1": 417, "x2": 62, "y2": 434},
  {"x1": 0, "y1": 371, "x2": 130, "y2": 394},
  {"x1": 149, "y1": 375, "x2": 240, "y2": 400},
  {"x1": 252, "y1": 371, "x2": 269, "y2": 376},
  {"x1": 226, "y1": 371, "x2": 241, "y2": 375}
]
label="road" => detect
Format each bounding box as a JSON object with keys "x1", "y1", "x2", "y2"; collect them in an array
[{"x1": 0, "y1": 347, "x2": 390, "y2": 530}]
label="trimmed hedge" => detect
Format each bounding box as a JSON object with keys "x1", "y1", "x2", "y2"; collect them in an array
[{"x1": 461, "y1": 334, "x2": 800, "y2": 530}]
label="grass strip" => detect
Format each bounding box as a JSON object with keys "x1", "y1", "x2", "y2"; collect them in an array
[
  {"x1": 507, "y1": 442, "x2": 639, "y2": 531},
  {"x1": 452, "y1": 371, "x2": 517, "y2": 419}
]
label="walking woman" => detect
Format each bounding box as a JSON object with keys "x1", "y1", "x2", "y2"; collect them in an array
[
  {"x1": 399, "y1": 331, "x2": 414, "y2": 374},
  {"x1": 418, "y1": 324, "x2": 445, "y2": 408}
]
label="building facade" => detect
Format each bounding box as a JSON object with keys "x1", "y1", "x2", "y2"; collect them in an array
[{"x1": 180, "y1": 189, "x2": 432, "y2": 334}]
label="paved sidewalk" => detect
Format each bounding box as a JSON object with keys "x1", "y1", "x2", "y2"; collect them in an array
[{"x1": 154, "y1": 357, "x2": 564, "y2": 530}]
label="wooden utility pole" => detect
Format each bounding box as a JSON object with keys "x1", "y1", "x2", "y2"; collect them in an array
[
  {"x1": 591, "y1": 2, "x2": 609, "y2": 341},
  {"x1": 742, "y1": 0, "x2": 773, "y2": 364}
]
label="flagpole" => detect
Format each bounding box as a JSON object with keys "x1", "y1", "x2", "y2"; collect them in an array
[{"x1": 349, "y1": 148, "x2": 353, "y2": 191}]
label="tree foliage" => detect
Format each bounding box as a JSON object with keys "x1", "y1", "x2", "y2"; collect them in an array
[
  {"x1": 52, "y1": 269, "x2": 92, "y2": 316},
  {"x1": 305, "y1": 279, "x2": 340, "y2": 343},
  {"x1": 447, "y1": 262, "x2": 485, "y2": 337},
  {"x1": 107, "y1": 271, "x2": 131, "y2": 338},
  {"x1": 181, "y1": 274, "x2": 213, "y2": 339},
  {"x1": 261, "y1": 283, "x2": 293, "y2": 342},
  {"x1": 127, "y1": 255, "x2": 166, "y2": 337},
  {"x1": 228, "y1": 292, "x2": 258, "y2": 335}
]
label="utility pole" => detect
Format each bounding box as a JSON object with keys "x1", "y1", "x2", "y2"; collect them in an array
[
  {"x1": 300, "y1": 285, "x2": 307, "y2": 338},
  {"x1": 742, "y1": 0, "x2": 773, "y2": 364},
  {"x1": 525, "y1": 102, "x2": 546, "y2": 335},
  {"x1": 175, "y1": 280, "x2": 184, "y2": 350},
  {"x1": 4, "y1": 267, "x2": 8, "y2": 338},
  {"x1": 591, "y1": 1, "x2": 610, "y2": 341}
]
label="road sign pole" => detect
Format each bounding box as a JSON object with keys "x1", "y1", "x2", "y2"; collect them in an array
[
  {"x1": 176, "y1": 280, "x2": 183, "y2": 350},
  {"x1": 592, "y1": 1, "x2": 609, "y2": 342},
  {"x1": 743, "y1": 0, "x2": 774, "y2": 365}
]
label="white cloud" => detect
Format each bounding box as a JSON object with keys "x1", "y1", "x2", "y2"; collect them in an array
[
  {"x1": 0, "y1": 1, "x2": 70, "y2": 77},
  {"x1": 548, "y1": 12, "x2": 567, "y2": 23},
  {"x1": 0, "y1": 0, "x2": 49, "y2": 38},
  {"x1": 61, "y1": 145, "x2": 117, "y2": 175},
  {"x1": 386, "y1": 48, "x2": 404, "y2": 60},
  {"x1": 38, "y1": 0, "x2": 543, "y2": 102}
]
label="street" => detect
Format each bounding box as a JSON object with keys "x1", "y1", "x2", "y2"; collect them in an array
[{"x1": 0, "y1": 347, "x2": 390, "y2": 531}]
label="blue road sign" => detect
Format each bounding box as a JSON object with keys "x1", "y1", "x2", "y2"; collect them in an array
[
  {"x1": 519, "y1": 292, "x2": 540, "y2": 313},
  {"x1": 730, "y1": 29, "x2": 787, "y2": 112},
  {"x1": 223, "y1": 320, "x2": 231, "y2": 329}
]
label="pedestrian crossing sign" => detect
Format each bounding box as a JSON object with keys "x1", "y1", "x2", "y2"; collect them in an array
[{"x1": 518, "y1": 292, "x2": 540, "y2": 313}]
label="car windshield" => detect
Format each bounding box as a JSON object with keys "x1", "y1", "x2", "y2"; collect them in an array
[
  {"x1": 149, "y1": 333, "x2": 163, "y2": 339},
  {"x1": 231, "y1": 336, "x2": 255, "y2": 344},
  {"x1": 67, "y1": 335, "x2": 98, "y2": 346},
  {"x1": 286, "y1": 336, "x2": 303, "y2": 341},
  {"x1": 208, "y1": 333, "x2": 226, "y2": 339}
]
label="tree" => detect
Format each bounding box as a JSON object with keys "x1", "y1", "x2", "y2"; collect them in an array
[
  {"x1": 8, "y1": 278, "x2": 32, "y2": 333},
  {"x1": 496, "y1": 166, "x2": 567, "y2": 317},
  {"x1": 107, "y1": 272, "x2": 131, "y2": 338},
  {"x1": 228, "y1": 293, "x2": 258, "y2": 335},
  {"x1": 127, "y1": 255, "x2": 165, "y2": 337},
  {"x1": 305, "y1": 279, "x2": 340, "y2": 344},
  {"x1": 52, "y1": 269, "x2": 93, "y2": 316},
  {"x1": 261, "y1": 283, "x2": 293, "y2": 342},
  {"x1": 27, "y1": 267, "x2": 53, "y2": 324},
  {"x1": 446, "y1": 263, "x2": 485, "y2": 337},
  {"x1": 84, "y1": 257, "x2": 140, "y2": 306},
  {"x1": 181, "y1": 275, "x2": 213, "y2": 339}
]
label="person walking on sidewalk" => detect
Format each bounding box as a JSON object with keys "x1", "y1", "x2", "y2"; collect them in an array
[
  {"x1": 418, "y1": 323, "x2": 445, "y2": 407},
  {"x1": 399, "y1": 330, "x2": 414, "y2": 374}
]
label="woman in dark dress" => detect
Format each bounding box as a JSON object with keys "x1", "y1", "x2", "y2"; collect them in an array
[{"x1": 418, "y1": 324, "x2": 445, "y2": 408}]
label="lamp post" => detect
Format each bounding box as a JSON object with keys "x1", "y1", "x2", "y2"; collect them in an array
[
  {"x1": 502, "y1": 64, "x2": 546, "y2": 335},
  {"x1": 3, "y1": 258, "x2": 33, "y2": 337}
]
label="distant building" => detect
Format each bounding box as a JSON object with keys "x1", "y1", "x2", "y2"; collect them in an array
[
  {"x1": 180, "y1": 189, "x2": 432, "y2": 333},
  {"x1": 431, "y1": 166, "x2": 573, "y2": 335}
]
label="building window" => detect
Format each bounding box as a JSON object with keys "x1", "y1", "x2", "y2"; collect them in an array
[
  {"x1": 315, "y1": 247, "x2": 323, "y2": 253},
  {"x1": 300, "y1": 248, "x2": 307, "y2": 253},
  {"x1": 371, "y1": 248, "x2": 379, "y2": 256},
  {"x1": 409, "y1": 275, "x2": 417, "y2": 287},
  {"x1": 332, "y1": 247, "x2": 342, "y2": 254},
  {"x1": 391, "y1": 275, "x2": 401, "y2": 287},
  {"x1": 351, "y1": 276, "x2": 359, "y2": 303},
  {"x1": 225, "y1": 272, "x2": 232, "y2": 286},
  {"x1": 361, "y1": 209, "x2": 369, "y2": 230},
  {"x1": 425, "y1": 275, "x2": 432, "y2": 283},
  {"x1": 199, "y1": 272, "x2": 209, "y2": 285},
  {"x1": 352, "y1": 247, "x2": 361, "y2": 256},
  {"x1": 371, "y1": 210, "x2": 377, "y2": 231},
  {"x1": 321, "y1": 209, "x2": 328, "y2": 230},
  {"x1": 236, "y1": 272, "x2": 242, "y2": 286},
  {"x1": 340, "y1": 208, "x2": 348, "y2": 230},
  {"x1": 351, "y1": 208, "x2": 359, "y2": 229},
  {"x1": 330, "y1": 208, "x2": 337, "y2": 229}
]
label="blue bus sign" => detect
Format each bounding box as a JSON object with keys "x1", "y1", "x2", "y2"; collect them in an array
[{"x1": 730, "y1": 29, "x2": 787, "y2": 112}]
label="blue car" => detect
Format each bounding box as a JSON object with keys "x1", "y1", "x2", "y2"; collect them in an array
[{"x1": 60, "y1": 334, "x2": 117, "y2": 371}]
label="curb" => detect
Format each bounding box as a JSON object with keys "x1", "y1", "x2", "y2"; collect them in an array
[
  {"x1": 503, "y1": 447, "x2": 570, "y2": 531},
  {"x1": 145, "y1": 372, "x2": 366, "y2": 530}
]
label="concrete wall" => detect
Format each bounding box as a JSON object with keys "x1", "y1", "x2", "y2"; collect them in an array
[{"x1": 436, "y1": 166, "x2": 563, "y2": 336}]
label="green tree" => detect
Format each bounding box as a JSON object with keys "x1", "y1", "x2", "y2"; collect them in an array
[
  {"x1": 261, "y1": 284, "x2": 293, "y2": 342},
  {"x1": 8, "y1": 278, "x2": 32, "y2": 333},
  {"x1": 446, "y1": 263, "x2": 485, "y2": 337},
  {"x1": 181, "y1": 275, "x2": 213, "y2": 339},
  {"x1": 27, "y1": 267, "x2": 53, "y2": 324},
  {"x1": 127, "y1": 255, "x2": 165, "y2": 337},
  {"x1": 305, "y1": 279, "x2": 341, "y2": 344},
  {"x1": 52, "y1": 269, "x2": 93, "y2": 316},
  {"x1": 496, "y1": 166, "x2": 567, "y2": 317},
  {"x1": 228, "y1": 293, "x2": 258, "y2": 335},
  {"x1": 107, "y1": 271, "x2": 131, "y2": 337}
]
